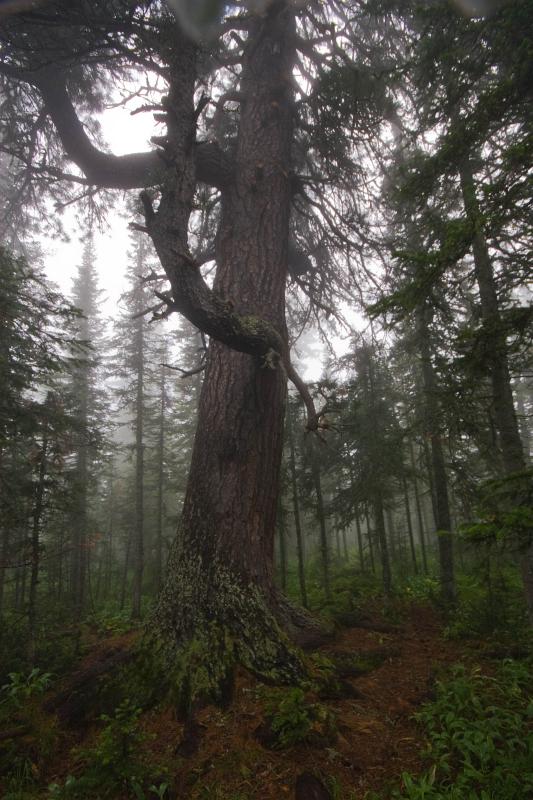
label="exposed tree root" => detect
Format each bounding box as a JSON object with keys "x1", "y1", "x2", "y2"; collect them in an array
[{"x1": 44, "y1": 646, "x2": 135, "y2": 725}]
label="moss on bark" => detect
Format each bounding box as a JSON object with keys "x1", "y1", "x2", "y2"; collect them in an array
[{"x1": 135, "y1": 541, "x2": 307, "y2": 715}]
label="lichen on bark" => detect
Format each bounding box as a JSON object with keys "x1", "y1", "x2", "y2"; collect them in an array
[{"x1": 142, "y1": 530, "x2": 306, "y2": 714}]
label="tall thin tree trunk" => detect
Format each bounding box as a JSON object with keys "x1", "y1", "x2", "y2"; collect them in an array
[
  {"x1": 386, "y1": 507, "x2": 397, "y2": 564},
  {"x1": 365, "y1": 351, "x2": 392, "y2": 591},
  {"x1": 365, "y1": 508, "x2": 375, "y2": 574},
  {"x1": 374, "y1": 496, "x2": 392, "y2": 594},
  {"x1": 460, "y1": 159, "x2": 531, "y2": 618},
  {"x1": 131, "y1": 268, "x2": 145, "y2": 620},
  {"x1": 120, "y1": 527, "x2": 132, "y2": 612},
  {"x1": 409, "y1": 439, "x2": 428, "y2": 573},
  {"x1": 516, "y1": 381, "x2": 531, "y2": 464},
  {"x1": 0, "y1": 528, "x2": 8, "y2": 616},
  {"x1": 277, "y1": 495, "x2": 288, "y2": 592},
  {"x1": 310, "y1": 447, "x2": 331, "y2": 601},
  {"x1": 287, "y1": 404, "x2": 307, "y2": 608},
  {"x1": 334, "y1": 523, "x2": 341, "y2": 561},
  {"x1": 341, "y1": 527, "x2": 349, "y2": 561},
  {"x1": 28, "y1": 425, "x2": 48, "y2": 662},
  {"x1": 71, "y1": 388, "x2": 88, "y2": 614},
  {"x1": 104, "y1": 464, "x2": 115, "y2": 601},
  {"x1": 402, "y1": 473, "x2": 419, "y2": 575},
  {"x1": 355, "y1": 510, "x2": 365, "y2": 572},
  {"x1": 155, "y1": 363, "x2": 166, "y2": 593},
  {"x1": 418, "y1": 306, "x2": 455, "y2": 605}
]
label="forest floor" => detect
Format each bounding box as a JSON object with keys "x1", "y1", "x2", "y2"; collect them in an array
[
  {"x1": 0, "y1": 599, "x2": 498, "y2": 800},
  {"x1": 164, "y1": 603, "x2": 467, "y2": 799}
]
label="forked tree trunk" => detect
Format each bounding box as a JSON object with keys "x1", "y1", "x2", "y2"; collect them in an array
[{"x1": 149, "y1": 5, "x2": 322, "y2": 706}]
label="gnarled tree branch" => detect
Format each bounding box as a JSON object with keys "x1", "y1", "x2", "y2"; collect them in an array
[{"x1": 22, "y1": 69, "x2": 234, "y2": 190}]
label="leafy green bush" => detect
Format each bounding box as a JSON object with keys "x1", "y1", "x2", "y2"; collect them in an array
[
  {"x1": 443, "y1": 568, "x2": 529, "y2": 640},
  {"x1": 390, "y1": 660, "x2": 533, "y2": 799},
  {"x1": 263, "y1": 687, "x2": 336, "y2": 749},
  {"x1": 0, "y1": 669, "x2": 59, "y2": 798},
  {"x1": 401, "y1": 575, "x2": 440, "y2": 603},
  {"x1": 47, "y1": 698, "x2": 160, "y2": 798},
  {"x1": 84, "y1": 609, "x2": 137, "y2": 637},
  {"x1": 1, "y1": 668, "x2": 53, "y2": 708}
]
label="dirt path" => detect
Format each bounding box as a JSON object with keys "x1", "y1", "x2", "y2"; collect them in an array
[
  {"x1": 144, "y1": 604, "x2": 467, "y2": 799},
  {"x1": 24, "y1": 604, "x2": 469, "y2": 799}
]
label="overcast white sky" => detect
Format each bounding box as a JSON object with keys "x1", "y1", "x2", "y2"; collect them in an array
[
  {"x1": 40, "y1": 101, "x2": 346, "y2": 381},
  {"x1": 42, "y1": 104, "x2": 155, "y2": 311}
]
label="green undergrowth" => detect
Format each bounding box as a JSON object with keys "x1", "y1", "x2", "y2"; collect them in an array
[
  {"x1": 369, "y1": 659, "x2": 533, "y2": 800},
  {"x1": 443, "y1": 567, "x2": 530, "y2": 644},
  {"x1": 0, "y1": 669, "x2": 60, "y2": 799},
  {"x1": 259, "y1": 685, "x2": 337, "y2": 749},
  {"x1": 45, "y1": 698, "x2": 170, "y2": 799}
]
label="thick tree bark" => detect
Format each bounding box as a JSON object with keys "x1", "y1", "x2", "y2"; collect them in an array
[{"x1": 148, "y1": 5, "x2": 325, "y2": 705}]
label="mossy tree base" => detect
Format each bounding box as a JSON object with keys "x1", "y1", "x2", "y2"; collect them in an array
[{"x1": 142, "y1": 543, "x2": 318, "y2": 715}]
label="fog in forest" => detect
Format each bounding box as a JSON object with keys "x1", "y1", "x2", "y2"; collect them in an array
[{"x1": 0, "y1": 1, "x2": 532, "y2": 798}]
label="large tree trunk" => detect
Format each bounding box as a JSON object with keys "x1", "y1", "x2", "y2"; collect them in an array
[{"x1": 149, "y1": 5, "x2": 323, "y2": 708}]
